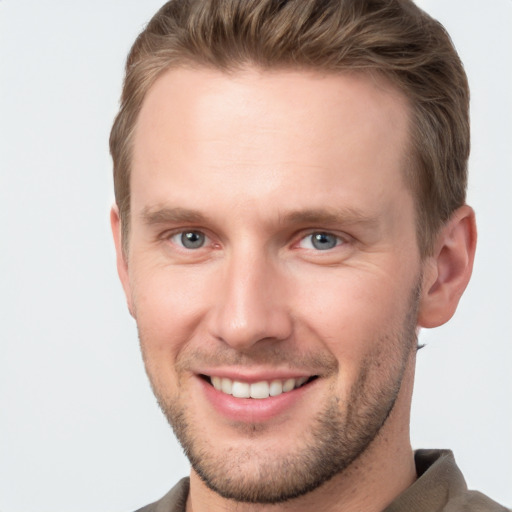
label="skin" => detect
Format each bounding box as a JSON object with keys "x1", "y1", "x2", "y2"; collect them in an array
[{"x1": 112, "y1": 67, "x2": 476, "y2": 512}]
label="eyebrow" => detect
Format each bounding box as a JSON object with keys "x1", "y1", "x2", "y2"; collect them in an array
[
  {"x1": 141, "y1": 206, "x2": 208, "y2": 226},
  {"x1": 279, "y1": 208, "x2": 379, "y2": 228},
  {"x1": 140, "y1": 205, "x2": 378, "y2": 229}
]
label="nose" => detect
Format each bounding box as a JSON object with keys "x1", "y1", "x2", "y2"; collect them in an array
[{"x1": 209, "y1": 249, "x2": 293, "y2": 350}]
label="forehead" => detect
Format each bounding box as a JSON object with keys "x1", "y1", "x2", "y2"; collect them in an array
[{"x1": 131, "y1": 66, "x2": 412, "y2": 222}]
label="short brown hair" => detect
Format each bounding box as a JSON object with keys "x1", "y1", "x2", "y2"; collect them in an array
[{"x1": 110, "y1": 0, "x2": 470, "y2": 256}]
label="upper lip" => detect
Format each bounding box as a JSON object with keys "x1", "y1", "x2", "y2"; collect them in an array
[{"x1": 195, "y1": 367, "x2": 318, "y2": 383}]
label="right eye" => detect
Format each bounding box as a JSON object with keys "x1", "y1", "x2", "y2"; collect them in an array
[
  {"x1": 297, "y1": 231, "x2": 343, "y2": 251},
  {"x1": 171, "y1": 230, "x2": 208, "y2": 249}
]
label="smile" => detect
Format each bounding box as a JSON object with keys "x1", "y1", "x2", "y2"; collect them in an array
[{"x1": 205, "y1": 375, "x2": 317, "y2": 399}]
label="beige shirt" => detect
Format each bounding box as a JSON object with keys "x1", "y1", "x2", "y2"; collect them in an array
[{"x1": 135, "y1": 450, "x2": 508, "y2": 512}]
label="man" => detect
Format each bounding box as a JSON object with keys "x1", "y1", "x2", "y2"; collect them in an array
[{"x1": 109, "y1": 1, "x2": 507, "y2": 511}]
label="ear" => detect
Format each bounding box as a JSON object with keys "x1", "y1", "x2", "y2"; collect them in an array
[
  {"x1": 110, "y1": 205, "x2": 135, "y2": 317},
  {"x1": 418, "y1": 205, "x2": 477, "y2": 328}
]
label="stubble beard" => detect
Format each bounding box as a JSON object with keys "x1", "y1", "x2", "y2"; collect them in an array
[{"x1": 141, "y1": 285, "x2": 420, "y2": 504}]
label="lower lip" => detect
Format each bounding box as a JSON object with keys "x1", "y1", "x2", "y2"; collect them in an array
[{"x1": 199, "y1": 377, "x2": 314, "y2": 423}]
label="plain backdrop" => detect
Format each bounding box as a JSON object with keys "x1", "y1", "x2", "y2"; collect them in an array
[{"x1": 0, "y1": 1, "x2": 511, "y2": 511}]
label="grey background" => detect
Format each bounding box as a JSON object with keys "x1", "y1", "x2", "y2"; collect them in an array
[{"x1": 0, "y1": 1, "x2": 511, "y2": 511}]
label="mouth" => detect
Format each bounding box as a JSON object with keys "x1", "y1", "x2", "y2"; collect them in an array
[{"x1": 201, "y1": 374, "x2": 318, "y2": 399}]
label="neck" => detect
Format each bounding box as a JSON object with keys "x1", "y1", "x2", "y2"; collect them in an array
[{"x1": 187, "y1": 361, "x2": 417, "y2": 512}]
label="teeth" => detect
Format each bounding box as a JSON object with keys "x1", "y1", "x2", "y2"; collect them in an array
[
  {"x1": 250, "y1": 381, "x2": 270, "y2": 399},
  {"x1": 211, "y1": 376, "x2": 222, "y2": 390},
  {"x1": 208, "y1": 376, "x2": 311, "y2": 399},
  {"x1": 221, "y1": 377, "x2": 233, "y2": 394},
  {"x1": 282, "y1": 378, "x2": 295, "y2": 392},
  {"x1": 269, "y1": 380, "x2": 283, "y2": 396},
  {"x1": 296, "y1": 377, "x2": 308, "y2": 387},
  {"x1": 232, "y1": 381, "x2": 250, "y2": 398}
]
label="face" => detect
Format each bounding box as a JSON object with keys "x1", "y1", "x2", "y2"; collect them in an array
[{"x1": 116, "y1": 67, "x2": 424, "y2": 504}]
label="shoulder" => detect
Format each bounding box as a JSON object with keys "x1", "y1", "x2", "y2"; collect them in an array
[
  {"x1": 417, "y1": 450, "x2": 509, "y2": 512},
  {"x1": 385, "y1": 450, "x2": 509, "y2": 512},
  {"x1": 444, "y1": 490, "x2": 510, "y2": 512},
  {"x1": 134, "y1": 477, "x2": 190, "y2": 512}
]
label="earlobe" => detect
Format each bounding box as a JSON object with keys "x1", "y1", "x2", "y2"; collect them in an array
[
  {"x1": 418, "y1": 205, "x2": 477, "y2": 328},
  {"x1": 110, "y1": 205, "x2": 135, "y2": 317}
]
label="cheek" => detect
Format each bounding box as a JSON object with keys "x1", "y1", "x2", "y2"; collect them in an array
[
  {"x1": 130, "y1": 263, "x2": 215, "y2": 360},
  {"x1": 294, "y1": 268, "x2": 416, "y2": 361}
]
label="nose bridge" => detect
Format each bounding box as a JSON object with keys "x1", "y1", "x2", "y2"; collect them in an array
[{"x1": 211, "y1": 243, "x2": 291, "y2": 349}]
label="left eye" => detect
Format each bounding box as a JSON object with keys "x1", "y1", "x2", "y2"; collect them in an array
[
  {"x1": 171, "y1": 230, "x2": 207, "y2": 249},
  {"x1": 298, "y1": 232, "x2": 341, "y2": 251}
]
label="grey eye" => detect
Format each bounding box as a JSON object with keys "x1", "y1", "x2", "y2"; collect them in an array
[
  {"x1": 310, "y1": 232, "x2": 339, "y2": 250},
  {"x1": 179, "y1": 231, "x2": 206, "y2": 249}
]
